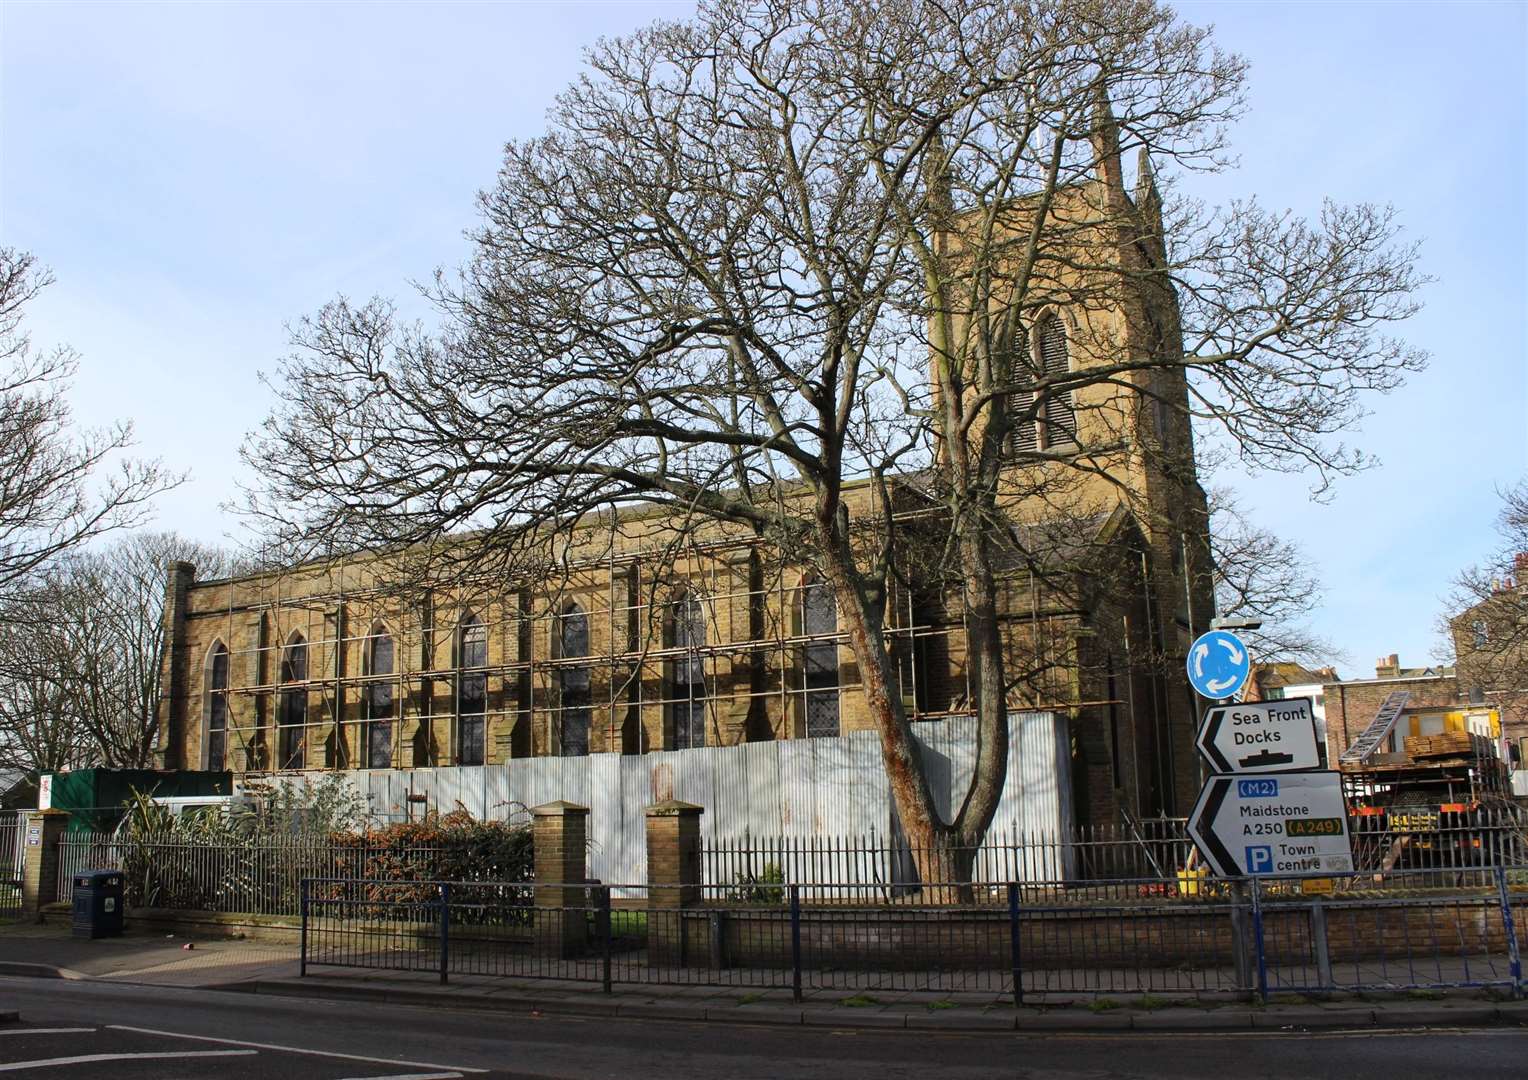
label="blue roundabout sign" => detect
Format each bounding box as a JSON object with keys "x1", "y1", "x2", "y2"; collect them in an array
[{"x1": 1186, "y1": 629, "x2": 1250, "y2": 700}]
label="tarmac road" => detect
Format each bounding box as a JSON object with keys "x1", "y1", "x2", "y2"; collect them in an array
[{"x1": 0, "y1": 975, "x2": 1525, "y2": 1079}]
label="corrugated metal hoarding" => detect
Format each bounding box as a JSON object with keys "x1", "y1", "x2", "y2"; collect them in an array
[{"x1": 252, "y1": 712, "x2": 1072, "y2": 888}]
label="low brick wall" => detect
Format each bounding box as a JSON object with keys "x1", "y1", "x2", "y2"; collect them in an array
[{"x1": 668, "y1": 894, "x2": 1515, "y2": 973}]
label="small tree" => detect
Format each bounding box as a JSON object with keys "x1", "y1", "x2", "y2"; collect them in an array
[
  {"x1": 1444, "y1": 480, "x2": 1528, "y2": 725},
  {"x1": 0, "y1": 532, "x2": 231, "y2": 770},
  {"x1": 248, "y1": 0, "x2": 1425, "y2": 882}
]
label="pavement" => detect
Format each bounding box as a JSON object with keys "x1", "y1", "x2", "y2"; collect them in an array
[{"x1": 1, "y1": 919, "x2": 1525, "y2": 1034}]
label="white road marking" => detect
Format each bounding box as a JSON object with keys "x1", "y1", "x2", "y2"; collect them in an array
[
  {"x1": 0, "y1": 1049, "x2": 255, "y2": 1072},
  {"x1": 0, "y1": 1029, "x2": 95, "y2": 1036},
  {"x1": 334, "y1": 1073, "x2": 463, "y2": 1080},
  {"x1": 107, "y1": 1025, "x2": 487, "y2": 1073}
]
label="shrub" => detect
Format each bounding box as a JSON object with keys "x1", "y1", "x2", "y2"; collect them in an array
[
  {"x1": 115, "y1": 786, "x2": 533, "y2": 919},
  {"x1": 727, "y1": 861, "x2": 785, "y2": 904}
]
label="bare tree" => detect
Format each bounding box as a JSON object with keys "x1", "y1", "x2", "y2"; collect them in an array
[
  {"x1": 1443, "y1": 480, "x2": 1528, "y2": 723},
  {"x1": 0, "y1": 587, "x2": 93, "y2": 774},
  {"x1": 1207, "y1": 487, "x2": 1338, "y2": 667},
  {"x1": 0, "y1": 249, "x2": 180, "y2": 596},
  {"x1": 0, "y1": 532, "x2": 231, "y2": 771},
  {"x1": 247, "y1": 0, "x2": 1425, "y2": 881}
]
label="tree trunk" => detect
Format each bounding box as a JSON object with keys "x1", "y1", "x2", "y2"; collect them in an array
[
  {"x1": 952, "y1": 510, "x2": 1010, "y2": 852},
  {"x1": 818, "y1": 534, "x2": 1005, "y2": 893}
]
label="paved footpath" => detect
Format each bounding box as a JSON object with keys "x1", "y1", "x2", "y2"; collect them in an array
[{"x1": 2, "y1": 921, "x2": 1526, "y2": 1034}]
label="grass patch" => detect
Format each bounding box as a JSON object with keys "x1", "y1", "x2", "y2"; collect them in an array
[
  {"x1": 1134, "y1": 994, "x2": 1190, "y2": 1011},
  {"x1": 840, "y1": 994, "x2": 881, "y2": 1008},
  {"x1": 1406, "y1": 988, "x2": 1444, "y2": 1001},
  {"x1": 737, "y1": 992, "x2": 764, "y2": 1006},
  {"x1": 1088, "y1": 997, "x2": 1121, "y2": 1013},
  {"x1": 1268, "y1": 992, "x2": 1314, "y2": 1006},
  {"x1": 926, "y1": 1000, "x2": 958, "y2": 1011}
]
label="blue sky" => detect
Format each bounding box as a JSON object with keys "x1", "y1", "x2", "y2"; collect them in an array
[{"x1": 2, "y1": 1, "x2": 1524, "y2": 678}]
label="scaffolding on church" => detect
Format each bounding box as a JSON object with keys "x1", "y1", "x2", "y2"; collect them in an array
[{"x1": 190, "y1": 526, "x2": 1090, "y2": 778}]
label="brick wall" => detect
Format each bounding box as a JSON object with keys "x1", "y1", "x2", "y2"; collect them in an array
[{"x1": 1321, "y1": 676, "x2": 1463, "y2": 763}]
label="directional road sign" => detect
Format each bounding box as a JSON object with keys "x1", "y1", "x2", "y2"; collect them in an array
[
  {"x1": 1186, "y1": 629, "x2": 1250, "y2": 700},
  {"x1": 1188, "y1": 771, "x2": 1353, "y2": 878},
  {"x1": 1196, "y1": 697, "x2": 1322, "y2": 774}
]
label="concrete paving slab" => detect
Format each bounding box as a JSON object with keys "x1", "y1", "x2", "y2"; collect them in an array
[
  {"x1": 1129, "y1": 1008, "x2": 1255, "y2": 1031},
  {"x1": 903, "y1": 1009, "x2": 1016, "y2": 1031},
  {"x1": 1014, "y1": 1009, "x2": 1132, "y2": 1031},
  {"x1": 620, "y1": 1001, "x2": 711, "y2": 1023},
  {"x1": 727, "y1": 1004, "x2": 804, "y2": 1025},
  {"x1": 1368, "y1": 1005, "x2": 1501, "y2": 1028},
  {"x1": 1250, "y1": 1007, "x2": 1375, "y2": 1029},
  {"x1": 802, "y1": 1008, "x2": 907, "y2": 1029}
]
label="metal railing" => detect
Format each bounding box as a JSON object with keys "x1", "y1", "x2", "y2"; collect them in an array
[
  {"x1": 300, "y1": 869, "x2": 1528, "y2": 1002},
  {"x1": 0, "y1": 812, "x2": 22, "y2": 920},
  {"x1": 703, "y1": 807, "x2": 1528, "y2": 892},
  {"x1": 53, "y1": 833, "x2": 497, "y2": 916}
]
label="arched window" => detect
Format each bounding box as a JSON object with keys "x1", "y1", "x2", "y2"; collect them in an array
[
  {"x1": 205, "y1": 642, "x2": 229, "y2": 771},
  {"x1": 558, "y1": 604, "x2": 591, "y2": 757},
  {"x1": 457, "y1": 615, "x2": 487, "y2": 766},
  {"x1": 364, "y1": 623, "x2": 395, "y2": 769},
  {"x1": 671, "y1": 595, "x2": 706, "y2": 750},
  {"x1": 1007, "y1": 323, "x2": 1038, "y2": 455},
  {"x1": 1036, "y1": 312, "x2": 1075, "y2": 444},
  {"x1": 278, "y1": 633, "x2": 307, "y2": 770},
  {"x1": 801, "y1": 580, "x2": 840, "y2": 738}
]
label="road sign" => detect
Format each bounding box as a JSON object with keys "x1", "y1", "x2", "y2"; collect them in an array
[
  {"x1": 1187, "y1": 771, "x2": 1353, "y2": 878},
  {"x1": 1186, "y1": 629, "x2": 1250, "y2": 700},
  {"x1": 1196, "y1": 697, "x2": 1322, "y2": 774}
]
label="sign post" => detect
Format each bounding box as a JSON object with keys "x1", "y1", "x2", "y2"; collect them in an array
[{"x1": 1185, "y1": 631, "x2": 1353, "y2": 880}]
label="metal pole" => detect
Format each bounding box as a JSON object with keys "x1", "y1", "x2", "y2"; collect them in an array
[
  {"x1": 1309, "y1": 896, "x2": 1333, "y2": 991},
  {"x1": 1007, "y1": 882, "x2": 1023, "y2": 1007},
  {"x1": 1250, "y1": 878, "x2": 1268, "y2": 1003},
  {"x1": 790, "y1": 884, "x2": 802, "y2": 1003},
  {"x1": 299, "y1": 878, "x2": 308, "y2": 978},
  {"x1": 599, "y1": 886, "x2": 613, "y2": 994},
  {"x1": 1497, "y1": 866, "x2": 1521, "y2": 999},
  {"x1": 439, "y1": 882, "x2": 451, "y2": 985},
  {"x1": 1229, "y1": 881, "x2": 1251, "y2": 993}
]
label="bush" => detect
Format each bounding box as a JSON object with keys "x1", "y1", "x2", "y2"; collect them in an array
[
  {"x1": 115, "y1": 786, "x2": 533, "y2": 919},
  {"x1": 728, "y1": 861, "x2": 785, "y2": 904}
]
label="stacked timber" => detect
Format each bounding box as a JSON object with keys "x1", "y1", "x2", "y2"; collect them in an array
[{"x1": 1402, "y1": 731, "x2": 1476, "y2": 759}]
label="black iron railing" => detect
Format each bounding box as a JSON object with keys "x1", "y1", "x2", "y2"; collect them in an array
[{"x1": 300, "y1": 869, "x2": 1528, "y2": 1002}]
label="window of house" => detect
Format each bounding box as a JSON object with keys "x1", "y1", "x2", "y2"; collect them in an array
[
  {"x1": 801, "y1": 580, "x2": 840, "y2": 738},
  {"x1": 207, "y1": 642, "x2": 229, "y2": 771},
  {"x1": 1265, "y1": 687, "x2": 1285, "y2": 701},
  {"x1": 278, "y1": 634, "x2": 307, "y2": 770},
  {"x1": 365, "y1": 624, "x2": 394, "y2": 769},
  {"x1": 1473, "y1": 619, "x2": 1489, "y2": 648},
  {"x1": 671, "y1": 596, "x2": 706, "y2": 749},
  {"x1": 1036, "y1": 312, "x2": 1075, "y2": 445},
  {"x1": 558, "y1": 604, "x2": 591, "y2": 757},
  {"x1": 457, "y1": 616, "x2": 487, "y2": 766}
]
